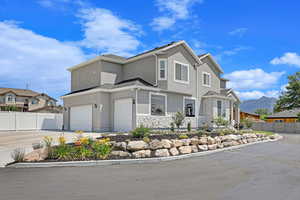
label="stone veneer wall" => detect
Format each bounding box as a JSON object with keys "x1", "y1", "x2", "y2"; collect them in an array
[{"x1": 136, "y1": 115, "x2": 197, "y2": 128}]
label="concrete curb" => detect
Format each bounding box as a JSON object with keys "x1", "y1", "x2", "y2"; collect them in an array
[{"x1": 7, "y1": 139, "x2": 281, "y2": 168}]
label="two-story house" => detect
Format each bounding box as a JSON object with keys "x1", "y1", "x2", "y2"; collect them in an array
[
  {"x1": 0, "y1": 87, "x2": 58, "y2": 112},
  {"x1": 62, "y1": 41, "x2": 240, "y2": 132}
]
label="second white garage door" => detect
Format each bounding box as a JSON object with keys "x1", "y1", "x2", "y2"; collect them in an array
[
  {"x1": 70, "y1": 105, "x2": 92, "y2": 131},
  {"x1": 114, "y1": 98, "x2": 132, "y2": 132}
]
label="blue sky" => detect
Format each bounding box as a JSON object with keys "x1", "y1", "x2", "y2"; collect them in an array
[{"x1": 0, "y1": 0, "x2": 300, "y2": 103}]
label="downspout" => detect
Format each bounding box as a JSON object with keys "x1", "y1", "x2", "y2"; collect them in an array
[{"x1": 154, "y1": 54, "x2": 158, "y2": 86}]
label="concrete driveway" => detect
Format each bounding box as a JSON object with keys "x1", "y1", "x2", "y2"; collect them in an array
[
  {"x1": 0, "y1": 133, "x2": 300, "y2": 200},
  {"x1": 0, "y1": 130, "x2": 102, "y2": 167}
]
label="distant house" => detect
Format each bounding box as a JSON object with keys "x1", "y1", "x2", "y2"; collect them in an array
[
  {"x1": 0, "y1": 87, "x2": 59, "y2": 113},
  {"x1": 266, "y1": 108, "x2": 300, "y2": 123},
  {"x1": 240, "y1": 111, "x2": 261, "y2": 121}
]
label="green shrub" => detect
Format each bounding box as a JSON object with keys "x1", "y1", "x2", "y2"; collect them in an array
[
  {"x1": 170, "y1": 122, "x2": 175, "y2": 132},
  {"x1": 241, "y1": 117, "x2": 254, "y2": 129},
  {"x1": 76, "y1": 146, "x2": 93, "y2": 160},
  {"x1": 197, "y1": 130, "x2": 208, "y2": 137},
  {"x1": 187, "y1": 122, "x2": 191, "y2": 132},
  {"x1": 11, "y1": 148, "x2": 25, "y2": 162},
  {"x1": 219, "y1": 129, "x2": 233, "y2": 136},
  {"x1": 172, "y1": 112, "x2": 185, "y2": 130},
  {"x1": 131, "y1": 125, "x2": 151, "y2": 138},
  {"x1": 92, "y1": 141, "x2": 112, "y2": 159},
  {"x1": 214, "y1": 117, "x2": 229, "y2": 127},
  {"x1": 53, "y1": 145, "x2": 73, "y2": 161},
  {"x1": 178, "y1": 134, "x2": 189, "y2": 139},
  {"x1": 143, "y1": 136, "x2": 150, "y2": 143}
]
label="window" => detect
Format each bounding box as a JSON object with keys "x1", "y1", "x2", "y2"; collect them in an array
[
  {"x1": 203, "y1": 72, "x2": 211, "y2": 87},
  {"x1": 184, "y1": 98, "x2": 196, "y2": 117},
  {"x1": 32, "y1": 99, "x2": 38, "y2": 104},
  {"x1": 217, "y1": 100, "x2": 222, "y2": 117},
  {"x1": 151, "y1": 94, "x2": 166, "y2": 116},
  {"x1": 174, "y1": 61, "x2": 189, "y2": 83},
  {"x1": 159, "y1": 59, "x2": 167, "y2": 80},
  {"x1": 6, "y1": 94, "x2": 15, "y2": 103}
]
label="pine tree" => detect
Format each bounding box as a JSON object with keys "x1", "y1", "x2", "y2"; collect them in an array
[{"x1": 274, "y1": 71, "x2": 300, "y2": 112}]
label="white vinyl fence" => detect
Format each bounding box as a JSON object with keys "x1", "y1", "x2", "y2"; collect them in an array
[{"x1": 0, "y1": 112, "x2": 63, "y2": 131}]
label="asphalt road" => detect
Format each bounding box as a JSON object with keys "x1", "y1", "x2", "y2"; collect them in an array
[{"x1": 0, "y1": 134, "x2": 300, "y2": 200}]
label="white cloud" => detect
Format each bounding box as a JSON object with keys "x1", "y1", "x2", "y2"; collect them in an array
[
  {"x1": 151, "y1": 0, "x2": 202, "y2": 31},
  {"x1": 228, "y1": 28, "x2": 248, "y2": 37},
  {"x1": 0, "y1": 20, "x2": 87, "y2": 99},
  {"x1": 37, "y1": 0, "x2": 54, "y2": 8},
  {"x1": 215, "y1": 46, "x2": 251, "y2": 60},
  {"x1": 236, "y1": 90, "x2": 279, "y2": 100},
  {"x1": 270, "y1": 52, "x2": 300, "y2": 67},
  {"x1": 224, "y1": 68, "x2": 285, "y2": 90},
  {"x1": 77, "y1": 8, "x2": 142, "y2": 57}
]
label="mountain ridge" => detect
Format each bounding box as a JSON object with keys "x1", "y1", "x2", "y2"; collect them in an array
[{"x1": 240, "y1": 96, "x2": 277, "y2": 114}]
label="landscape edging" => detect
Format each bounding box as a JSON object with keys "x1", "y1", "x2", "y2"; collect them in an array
[{"x1": 7, "y1": 138, "x2": 281, "y2": 168}]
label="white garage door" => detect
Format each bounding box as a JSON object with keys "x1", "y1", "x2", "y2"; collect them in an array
[
  {"x1": 70, "y1": 105, "x2": 92, "y2": 131},
  {"x1": 114, "y1": 98, "x2": 132, "y2": 132}
]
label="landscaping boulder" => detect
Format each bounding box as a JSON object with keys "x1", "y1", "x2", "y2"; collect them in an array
[
  {"x1": 198, "y1": 145, "x2": 208, "y2": 151},
  {"x1": 242, "y1": 139, "x2": 248, "y2": 144},
  {"x1": 171, "y1": 139, "x2": 183, "y2": 148},
  {"x1": 214, "y1": 137, "x2": 221, "y2": 144},
  {"x1": 161, "y1": 139, "x2": 172, "y2": 149},
  {"x1": 132, "y1": 150, "x2": 151, "y2": 158},
  {"x1": 127, "y1": 141, "x2": 149, "y2": 151},
  {"x1": 24, "y1": 148, "x2": 48, "y2": 162},
  {"x1": 217, "y1": 143, "x2": 224, "y2": 149},
  {"x1": 110, "y1": 151, "x2": 131, "y2": 158},
  {"x1": 247, "y1": 138, "x2": 256, "y2": 143},
  {"x1": 169, "y1": 147, "x2": 179, "y2": 156},
  {"x1": 199, "y1": 137, "x2": 208, "y2": 145},
  {"x1": 208, "y1": 144, "x2": 217, "y2": 150},
  {"x1": 269, "y1": 134, "x2": 283, "y2": 140},
  {"x1": 190, "y1": 137, "x2": 199, "y2": 145},
  {"x1": 223, "y1": 141, "x2": 233, "y2": 147},
  {"x1": 207, "y1": 137, "x2": 216, "y2": 145},
  {"x1": 191, "y1": 145, "x2": 198, "y2": 153},
  {"x1": 178, "y1": 146, "x2": 192, "y2": 154},
  {"x1": 231, "y1": 141, "x2": 240, "y2": 146},
  {"x1": 154, "y1": 149, "x2": 170, "y2": 157},
  {"x1": 149, "y1": 139, "x2": 163, "y2": 150},
  {"x1": 113, "y1": 142, "x2": 127, "y2": 151},
  {"x1": 181, "y1": 139, "x2": 191, "y2": 146}
]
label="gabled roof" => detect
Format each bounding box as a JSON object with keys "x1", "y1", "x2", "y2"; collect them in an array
[
  {"x1": 267, "y1": 108, "x2": 300, "y2": 118},
  {"x1": 222, "y1": 88, "x2": 241, "y2": 103},
  {"x1": 198, "y1": 53, "x2": 224, "y2": 73},
  {"x1": 67, "y1": 40, "x2": 203, "y2": 72},
  {"x1": 0, "y1": 87, "x2": 39, "y2": 97}
]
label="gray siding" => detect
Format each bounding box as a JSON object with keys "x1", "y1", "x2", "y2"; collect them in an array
[
  {"x1": 100, "y1": 61, "x2": 123, "y2": 85},
  {"x1": 123, "y1": 56, "x2": 156, "y2": 85}
]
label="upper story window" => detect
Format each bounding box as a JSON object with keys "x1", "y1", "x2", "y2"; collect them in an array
[
  {"x1": 174, "y1": 61, "x2": 189, "y2": 84},
  {"x1": 6, "y1": 94, "x2": 15, "y2": 103},
  {"x1": 203, "y1": 72, "x2": 211, "y2": 87},
  {"x1": 150, "y1": 93, "x2": 166, "y2": 116},
  {"x1": 158, "y1": 59, "x2": 167, "y2": 80},
  {"x1": 31, "y1": 99, "x2": 38, "y2": 104},
  {"x1": 184, "y1": 97, "x2": 196, "y2": 117},
  {"x1": 217, "y1": 100, "x2": 222, "y2": 117}
]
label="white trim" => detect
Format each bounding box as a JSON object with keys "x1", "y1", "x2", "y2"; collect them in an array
[
  {"x1": 183, "y1": 96, "x2": 197, "y2": 117},
  {"x1": 149, "y1": 92, "x2": 167, "y2": 116},
  {"x1": 202, "y1": 72, "x2": 211, "y2": 87},
  {"x1": 158, "y1": 59, "x2": 167, "y2": 80},
  {"x1": 61, "y1": 85, "x2": 161, "y2": 99},
  {"x1": 174, "y1": 60, "x2": 189, "y2": 84}
]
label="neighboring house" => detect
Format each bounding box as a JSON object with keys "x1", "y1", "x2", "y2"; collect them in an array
[
  {"x1": 240, "y1": 111, "x2": 261, "y2": 121},
  {"x1": 0, "y1": 88, "x2": 58, "y2": 112},
  {"x1": 266, "y1": 108, "x2": 300, "y2": 123},
  {"x1": 62, "y1": 41, "x2": 240, "y2": 132}
]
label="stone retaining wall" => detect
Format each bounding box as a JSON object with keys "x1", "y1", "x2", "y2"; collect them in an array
[
  {"x1": 136, "y1": 115, "x2": 197, "y2": 129},
  {"x1": 110, "y1": 133, "x2": 282, "y2": 159}
]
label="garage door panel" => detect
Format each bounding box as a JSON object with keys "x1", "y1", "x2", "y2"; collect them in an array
[
  {"x1": 70, "y1": 105, "x2": 92, "y2": 131},
  {"x1": 114, "y1": 98, "x2": 132, "y2": 132}
]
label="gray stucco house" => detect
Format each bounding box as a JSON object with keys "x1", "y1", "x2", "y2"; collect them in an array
[{"x1": 62, "y1": 41, "x2": 240, "y2": 132}]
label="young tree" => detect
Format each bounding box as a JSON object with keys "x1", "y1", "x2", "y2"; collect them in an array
[
  {"x1": 297, "y1": 113, "x2": 300, "y2": 122},
  {"x1": 274, "y1": 71, "x2": 300, "y2": 112},
  {"x1": 254, "y1": 108, "x2": 270, "y2": 120},
  {"x1": 172, "y1": 112, "x2": 185, "y2": 131}
]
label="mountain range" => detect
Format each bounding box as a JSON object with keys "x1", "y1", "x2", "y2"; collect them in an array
[{"x1": 240, "y1": 96, "x2": 277, "y2": 114}]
